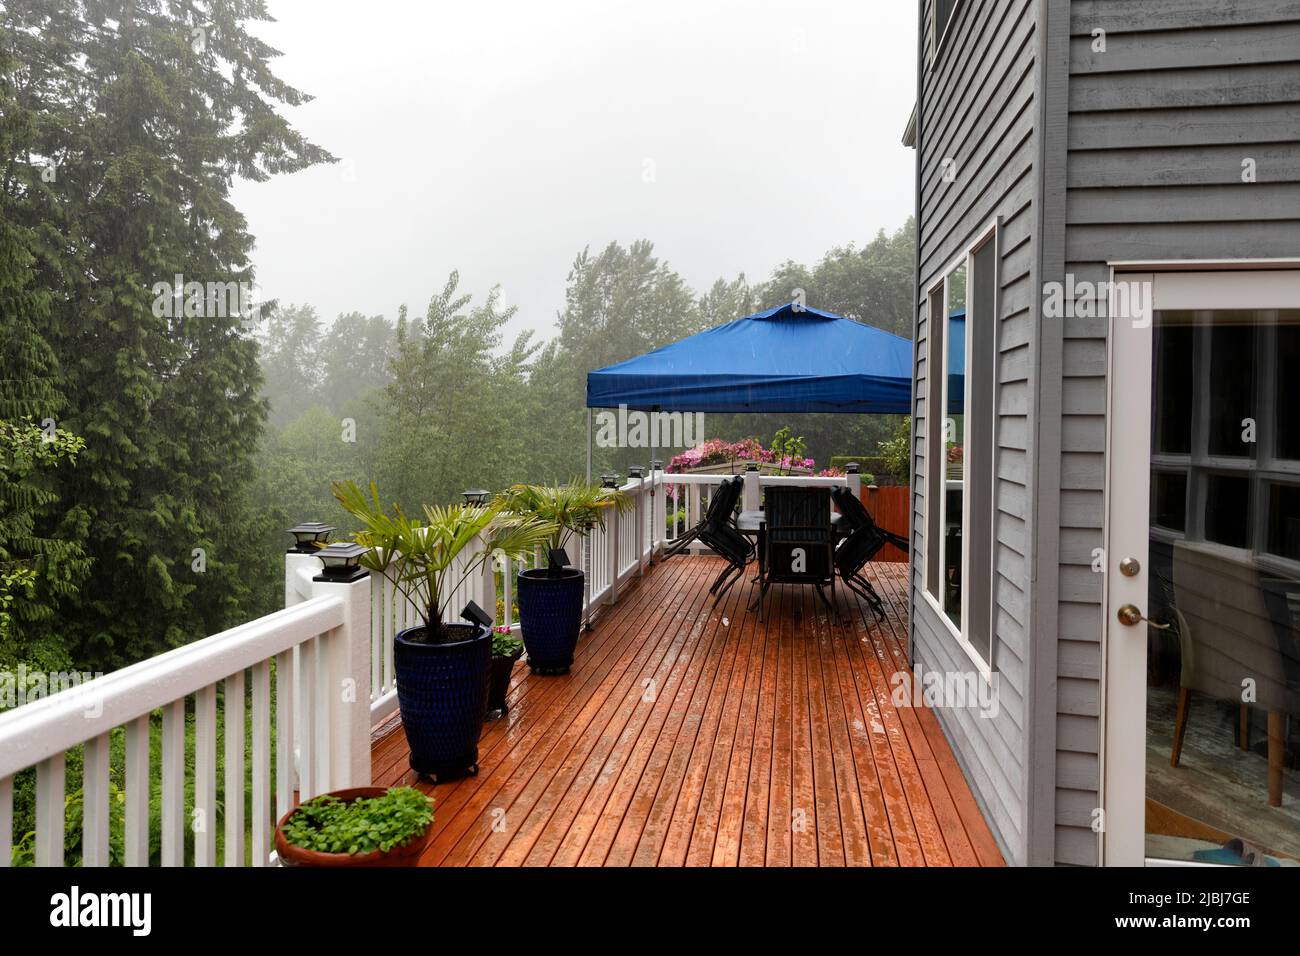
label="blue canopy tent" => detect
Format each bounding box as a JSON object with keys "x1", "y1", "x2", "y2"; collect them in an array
[
  {"x1": 583, "y1": 302, "x2": 915, "y2": 478},
  {"x1": 586, "y1": 303, "x2": 913, "y2": 414}
]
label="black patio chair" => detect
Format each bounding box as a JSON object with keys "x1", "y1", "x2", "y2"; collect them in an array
[
  {"x1": 663, "y1": 475, "x2": 742, "y2": 559},
  {"x1": 830, "y1": 485, "x2": 907, "y2": 620},
  {"x1": 697, "y1": 477, "x2": 753, "y2": 606},
  {"x1": 750, "y1": 485, "x2": 836, "y2": 621}
]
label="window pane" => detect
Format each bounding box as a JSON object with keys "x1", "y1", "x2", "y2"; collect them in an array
[
  {"x1": 1152, "y1": 471, "x2": 1187, "y2": 532},
  {"x1": 1276, "y1": 320, "x2": 1300, "y2": 461},
  {"x1": 1207, "y1": 324, "x2": 1256, "y2": 458},
  {"x1": 1204, "y1": 473, "x2": 1251, "y2": 548},
  {"x1": 1152, "y1": 323, "x2": 1193, "y2": 455},
  {"x1": 1267, "y1": 483, "x2": 1300, "y2": 562},
  {"x1": 942, "y1": 264, "x2": 966, "y2": 630}
]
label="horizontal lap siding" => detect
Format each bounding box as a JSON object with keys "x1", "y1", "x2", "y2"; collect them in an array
[
  {"x1": 914, "y1": 0, "x2": 1039, "y2": 865},
  {"x1": 1053, "y1": 0, "x2": 1300, "y2": 865}
]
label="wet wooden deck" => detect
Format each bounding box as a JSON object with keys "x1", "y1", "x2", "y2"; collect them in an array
[{"x1": 370, "y1": 556, "x2": 1003, "y2": 866}]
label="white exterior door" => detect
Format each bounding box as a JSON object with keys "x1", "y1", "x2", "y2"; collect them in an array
[{"x1": 1103, "y1": 268, "x2": 1300, "y2": 866}]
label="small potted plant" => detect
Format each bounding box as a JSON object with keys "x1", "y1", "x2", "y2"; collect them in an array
[
  {"x1": 334, "y1": 480, "x2": 555, "y2": 781},
  {"x1": 275, "y1": 786, "x2": 435, "y2": 867},
  {"x1": 496, "y1": 480, "x2": 631, "y2": 674},
  {"x1": 488, "y1": 625, "x2": 524, "y2": 718}
]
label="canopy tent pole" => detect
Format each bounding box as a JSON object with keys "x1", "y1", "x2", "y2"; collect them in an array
[{"x1": 586, "y1": 407, "x2": 592, "y2": 483}]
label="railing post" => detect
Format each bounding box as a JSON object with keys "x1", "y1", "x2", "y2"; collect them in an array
[
  {"x1": 311, "y1": 568, "x2": 373, "y2": 792},
  {"x1": 629, "y1": 467, "x2": 645, "y2": 576},
  {"x1": 603, "y1": 474, "x2": 620, "y2": 604},
  {"x1": 743, "y1": 462, "x2": 761, "y2": 512},
  {"x1": 649, "y1": 460, "x2": 663, "y2": 562},
  {"x1": 846, "y1": 461, "x2": 862, "y2": 499}
]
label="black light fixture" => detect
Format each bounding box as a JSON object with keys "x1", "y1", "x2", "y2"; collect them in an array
[
  {"x1": 312, "y1": 542, "x2": 369, "y2": 582},
  {"x1": 744, "y1": 461, "x2": 759, "y2": 472},
  {"x1": 460, "y1": 600, "x2": 493, "y2": 629},
  {"x1": 845, "y1": 462, "x2": 860, "y2": 474},
  {"x1": 649, "y1": 459, "x2": 664, "y2": 472},
  {"x1": 628, "y1": 466, "x2": 644, "y2": 479},
  {"x1": 600, "y1": 474, "x2": 619, "y2": 488},
  {"x1": 461, "y1": 489, "x2": 491, "y2": 506},
  {"x1": 287, "y1": 522, "x2": 335, "y2": 554}
]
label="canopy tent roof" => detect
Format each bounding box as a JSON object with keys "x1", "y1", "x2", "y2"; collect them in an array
[{"x1": 586, "y1": 302, "x2": 914, "y2": 414}]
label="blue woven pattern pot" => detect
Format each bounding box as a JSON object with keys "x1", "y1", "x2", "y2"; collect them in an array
[
  {"x1": 394, "y1": 622, "x2": 491, "y2": 780},
  {"x1": 517, "y1": 568, "x2": 585, "y2": 674}
]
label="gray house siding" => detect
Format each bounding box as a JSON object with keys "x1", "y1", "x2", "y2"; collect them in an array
[
  {"x1": 1038, "y1": 0, "x2": 1300, "y2": 865},
  {"x1": 911, "y1": 0, "x2": 1041, "y2": 865}
]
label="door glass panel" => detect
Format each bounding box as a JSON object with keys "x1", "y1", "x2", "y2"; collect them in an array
[
  {"x1": 1145, "y1": 308, "x2": 1300, "y2": 866},
  {"x1": 942, "y1": 264, "x2": 966, "y2": 629}
]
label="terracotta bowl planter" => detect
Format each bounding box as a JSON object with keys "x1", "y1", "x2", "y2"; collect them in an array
[{"x1": 274, "y1": 787, "x2": 434, "y2": 868}]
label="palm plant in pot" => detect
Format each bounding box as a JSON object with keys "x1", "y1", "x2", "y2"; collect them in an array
[
  {"x1": 333, "y1": 480, "x2": 555, "y2": 781},
  {"x1": 496, "y1": 480, "x2": 631, "y2": 675}
]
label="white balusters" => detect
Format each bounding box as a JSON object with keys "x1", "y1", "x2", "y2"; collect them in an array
[
  {"x1": 160, "y1": 699, "x2": 185, "y2": 866},
  {"x1": 250, "y1": 660, "x2": 271, "y2": 866},
  {"x1": 274, "y1": 649, "x2": 294, "y2": 822},
  {"x1": 124, "y1": 716, "x2": 150, "y2": 867},
  {"x1": 0, "y1": 775, "x2": 11, "y2": 867},
  {"x1": 35, "y1": 754, "x2": 64, "y2": 867},
  {"x1": 82, "y1": 733, "x2": 111, "y2": 867},
  {"x1": 224, "y1": 669, "x2": 245, "y2": 867},
  {"x1": 194, "y1": 683, "x2": 217, "y2": 866}
]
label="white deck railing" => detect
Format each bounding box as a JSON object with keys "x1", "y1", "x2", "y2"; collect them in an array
[
  {"x1": 0, "y1": 466, "x2": 859, "y2": 866},
  {"x1": 0, "y1": 570, "x2": 370, "y2": 868}
]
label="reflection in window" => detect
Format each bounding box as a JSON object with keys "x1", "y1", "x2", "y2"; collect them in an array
[
  {"x1": 1151, "y1": 471, "x2": 1187, "y2": 532},
  {"x1": 943, "y1": 264, "x2": 966, "y2": 629},
  {"x1": 1146, "y1": 306, "x2": 1300, "y2": 866},
  {"x1": 1207, "y1": 324, "x2": 1255, "y2": 458},
  {"x1": 1203, "y1": 473, "x2": 1251, "y2": 548}
]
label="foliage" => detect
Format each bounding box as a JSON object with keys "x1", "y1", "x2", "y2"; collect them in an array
[
  {"x1": 280, "y1": 787, "x2": 434, "y2": 856},
  {"x1": 877, "y1": 418, "x2": 912, "y2": 483},
  {"x1": 1, "y1": 2, "x2": 334, "y2": 671},
  {"x1": 333, "y1": 480, "x2": 555, "y2": 637},
  {"x1": 495, "y1": 481, "x2": 631, "y2": 556},
  {"x1": 668, "y1": 432, "x2": 815, "y2": 474},
  {"x1": 491, "y1": 625, "x2": 523, "y2": 658}
]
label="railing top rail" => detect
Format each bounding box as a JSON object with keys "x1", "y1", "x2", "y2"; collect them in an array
[
  {"x1": 661, "y1": 471, "x2": 849, "y2": 486},
  {"x1": 0, "y1": 594, "x2": 344, "y2": 779}
]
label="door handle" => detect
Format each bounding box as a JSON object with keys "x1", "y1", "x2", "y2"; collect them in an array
[{"x1": 1116, "y1": 603, "x2": 1170, "y2": 629}]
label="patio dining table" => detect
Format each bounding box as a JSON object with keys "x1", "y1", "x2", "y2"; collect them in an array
[{"x1": 736, "y1": 508, "x2": 847, "y2": 583}]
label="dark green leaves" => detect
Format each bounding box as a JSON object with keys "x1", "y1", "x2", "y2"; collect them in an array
[{"x1": 281, "y1": 787, "x2": 435, "y2": 856}]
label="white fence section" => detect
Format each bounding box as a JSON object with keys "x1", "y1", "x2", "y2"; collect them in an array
[
  {"x1": 0, "y1": 467, "x2": 860, "y2": 866},
  {"x1": 0, "y1": 570, "x2": 370, "y2": 868}
]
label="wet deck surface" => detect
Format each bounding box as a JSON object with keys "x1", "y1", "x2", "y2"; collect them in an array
[{"x1": 371, "y1": 556, "x2": 1003, "y2": 866}]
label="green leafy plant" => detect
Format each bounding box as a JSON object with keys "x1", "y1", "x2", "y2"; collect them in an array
[
  {"x1": 768, "y1": 426, "x2": 809, "y2": 475},
  {"x1": 495, "y1": 480, "x2": 632, "y2": 557},
  {"x1": 280, "y1": 787, "x2": 434, "y2": 855},
  {"x1": 492, "y1": 625, "x2": 523, "y2": 658},
  {"x1": 333, "y1": 480, "x2": 556, "y2": 640},
  {"x1": 877, "y1": 418, "x2": 911, "y2": 483}
]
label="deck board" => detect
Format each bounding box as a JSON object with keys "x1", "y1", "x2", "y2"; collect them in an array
[{"x1": 371, "y1": 556, "x2": 1005, "y2": 867}]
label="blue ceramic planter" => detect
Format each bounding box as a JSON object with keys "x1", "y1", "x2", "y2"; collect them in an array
[
  {"x1": 516, "y1": 568, "x2": 585, "y2": 674},
  {"x1": 393, "y1": 622, "x2": 491, "y2": 780}
]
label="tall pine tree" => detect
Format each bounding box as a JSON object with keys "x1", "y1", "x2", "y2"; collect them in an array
[{"x1": 2, "y1": 2, "x2": 334, "y2": 668}]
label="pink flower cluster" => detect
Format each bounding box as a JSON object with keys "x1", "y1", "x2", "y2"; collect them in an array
[{"x1": 667, "y1": 438, "x2": 814, "y2": 473}]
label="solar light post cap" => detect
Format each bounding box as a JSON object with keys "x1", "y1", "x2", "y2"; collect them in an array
[
  {"x1": 287, "y1": 522, "x2": 335, "y2": 554},
  {"x1": 600, "y1": 474, "x2": 619, "y2": 488},
  {"x1": 461, "y1": 489, "x2": 491, "y2": 505},
  {"x1": 628, "y1": 466, "x2": 644, "y2": 479},
  {"x1": 845, "y1": 462, "x2": 860, "y2": 474},
  {"x1": 312, "y1": 542, "x2": 369, "y2": 582}
]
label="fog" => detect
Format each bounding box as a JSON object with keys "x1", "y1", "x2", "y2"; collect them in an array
[{"x1": 231, "y1": 0, "x2": 918, "y2": 338}]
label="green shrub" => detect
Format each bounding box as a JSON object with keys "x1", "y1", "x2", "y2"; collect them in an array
[
  {"x1": 280, "y1": 787, "x2": 434, "y2": 855},
  {"x1": 876, "y1": 419, "x2": 911, "y2": 483}
]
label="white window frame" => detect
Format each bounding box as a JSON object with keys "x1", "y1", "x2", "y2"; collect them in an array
[{"x1": 921, "y1": 220, "x2": 998, "y2": 677}]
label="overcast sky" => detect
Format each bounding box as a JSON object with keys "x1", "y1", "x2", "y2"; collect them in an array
[{"x1": 231, "y1": 0, "x2": 918, "y2": 341}]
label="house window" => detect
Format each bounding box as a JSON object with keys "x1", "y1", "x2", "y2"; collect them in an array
[
  {"x1": 1149, "y1": 308, "x2": 1300, "y2": 563},
  {"x1": 923, "y1": 224, "x2": 997, "y2": 667}
]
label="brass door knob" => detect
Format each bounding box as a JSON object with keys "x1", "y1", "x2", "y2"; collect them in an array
[
  {"x1": 1117, "y1": 603, "x2": 1170, "y2": 629},
  {"x1": 1119, "y1": 557, "x2": 1141, "y2": 577}
]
